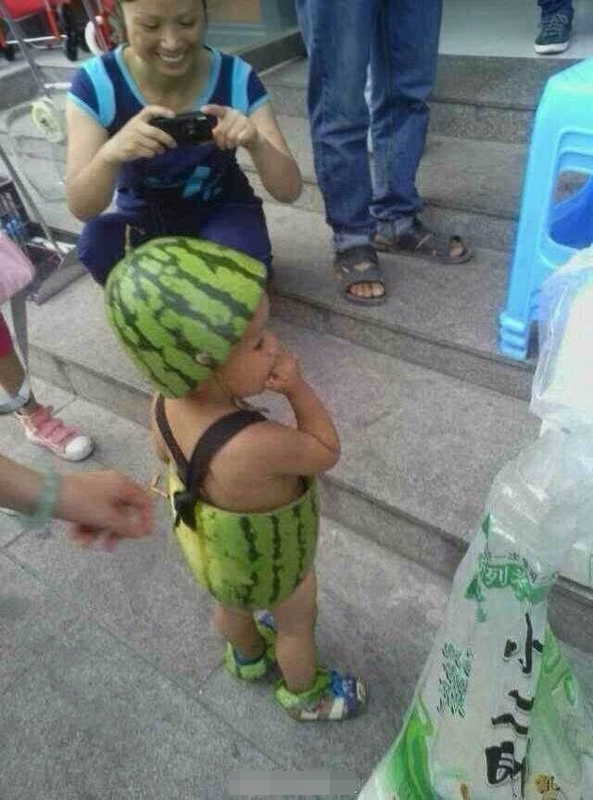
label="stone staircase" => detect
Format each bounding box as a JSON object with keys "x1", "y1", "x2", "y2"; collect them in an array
[{"x1": 3, "y1": 48, "x2": 593, "y2": 653}]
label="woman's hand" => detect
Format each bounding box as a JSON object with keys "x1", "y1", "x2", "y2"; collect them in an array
[
  {"x1": 58, "y1": 470, "x2": 154, "y2": 551},
  {"x1": 100, "y1": 105, "x2": 177, "y2": 165},
  {"x1": 201, "y1": 104, "x2": 260, "y2": 151}
]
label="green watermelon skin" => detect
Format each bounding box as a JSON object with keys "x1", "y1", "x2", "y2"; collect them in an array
[
  {"x1": 168, "y1": 467, "x2": 319, "y2": 610},
  {"x1": 105, "y1": 237, "x2": 266, "y2": 398}
]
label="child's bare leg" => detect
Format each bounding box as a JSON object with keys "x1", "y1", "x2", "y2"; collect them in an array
[
  {"x1": 214, "y1": 604, "x2": 264, "y2": 659},
  {"x1": 273, "y1": 569, "x2": 317, "y2": 693},
  {"x1": 0, "y1": 348, "x2": 37, "y2": 410},
  {"x1": 0, "y1": 348, "x2": 26, "y2": 397}
]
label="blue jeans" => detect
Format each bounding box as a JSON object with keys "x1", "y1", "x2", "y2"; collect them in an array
[
  {"x1": 296, "y1": 0, "x2": 443, "y2": 252},
  {"x1": 78, "y1": 200, "x2": 272, "y2": 285},
  {"x1": 538, "y1": 0, "x2": 573, "y2": 18}
]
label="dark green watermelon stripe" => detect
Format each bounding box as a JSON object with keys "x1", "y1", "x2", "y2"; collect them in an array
[
  {"x1": 128, "y1": 272, "x2": 229, "y2": 371},
  {"x1": 132, "y1": 267, "x2": 242, "y2": 355},
  {"x1": 109, "y1": 277, "x2": 194, "y2": 392},
  {"x1": 182, "y1": 240, "x2": 266, "y2": 288},
  {"x1": 246, "y1": 569, "x2": 259, "y2": 607},
  {"x1": 270, "y1": 563, "x2": 282, "y2": 607},
  {"x1": 173, "y1": 259, "x2": 261, "y2": 322},
  {"x1": 108, "y1": 279, "x2": 191, "y2": 392},
  {"x1": 271, "y1": 515, "x2": 282, "y2": 561},
  {"x1": 240, "y1": 516, "x2": 260, "y2": 608},
  {"x1": 240, "y1": 516, "x2": 260, "y2": 563},
  {"x1": 293, "y1": 506, "x2": 307, "y2": 589},
  {"x1": 139, "y1": 238, "x2": 264, "y2": 321},
  {"x1": 269, "y1": 515, "x2": 282, "y2": 606}
]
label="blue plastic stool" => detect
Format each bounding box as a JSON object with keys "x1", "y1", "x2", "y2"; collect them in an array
[{"x1": 499, "y1": 58, "x2": 593, "y2": 361}]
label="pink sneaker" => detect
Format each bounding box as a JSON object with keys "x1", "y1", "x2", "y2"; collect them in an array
[{"x1": 15, "y1": 404, "x2": 94, "y2": 462}]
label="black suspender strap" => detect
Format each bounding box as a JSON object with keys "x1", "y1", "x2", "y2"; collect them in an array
[
  {"x1": 154, "y1": 394, "x2": 188, "y2": 475},
  {"x1": 154, "y1": 395, "x2": 266, "y2": 528},
  {"x1": 184, "y1": 409, "x2": 266, "y2": 496}
]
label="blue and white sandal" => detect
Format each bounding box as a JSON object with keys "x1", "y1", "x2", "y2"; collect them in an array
[{"x1": 275, "y1": 667, "x2": 367, "y2": 721}]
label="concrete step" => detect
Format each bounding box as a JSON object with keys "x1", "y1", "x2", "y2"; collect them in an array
[
  {"x1": 265, "y1": 54, "x2": 578, "y2": 144},
  {"x1": 6, "y1": 139, "x2": 531, "y2": 402},
  {"x1": 0, "y1": 108, "x2": 533, "y2": 401},
  {"x1": 0, "y1": 132, "x2": 532, "y2": 401},
  {"x1": 22, "y1": 272, "x2": 593, "y2": 652},
  {"x1": 240, "y1": 114, "x2": 527, "y2": 254},
  {"x1": 266, "y1": 203, "x2": 533, "y2": 402}
]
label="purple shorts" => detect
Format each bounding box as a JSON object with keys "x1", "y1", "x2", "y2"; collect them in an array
[{"x1": 78, "y1": 200, "x2": 273, "y2": 286}]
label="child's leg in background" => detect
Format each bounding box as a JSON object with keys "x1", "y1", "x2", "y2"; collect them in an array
[
  {"x1": 214, "y1": 604, "x2": 266, "y2": 660},
  {"x1": 0, "y1": 312, "x2": 27, "y2": 398},
  {"x1": 273, "y1": 569, "x2": 317, "y2": 692},
  {"x1": 0, "y1": 311, "x2": 93, "y2": 461}
]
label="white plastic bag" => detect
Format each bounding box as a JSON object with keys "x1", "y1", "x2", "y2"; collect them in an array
[
  {"x1": 531, "y1": 245, "x2": 593, "y2": 430},
  {"x1": 359, "y1": 428, "x2": 593, "y2": 799}
]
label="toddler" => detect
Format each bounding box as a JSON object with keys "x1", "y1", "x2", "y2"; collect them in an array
[{"x1": 105, "y1": 236, "x2": 367, "y2": 721}]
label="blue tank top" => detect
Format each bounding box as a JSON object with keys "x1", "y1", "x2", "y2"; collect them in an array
[{"x1": 68, "y1": 45, "x2": 269, "y2": 211}]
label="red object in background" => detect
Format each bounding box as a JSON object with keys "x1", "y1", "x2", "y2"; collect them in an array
[
  {"x1": 1, "y1": 0, "x2": 65, "y2": 42},
  {"x1": 0, "y1": 0, "x2": 83, "y2": 60}
]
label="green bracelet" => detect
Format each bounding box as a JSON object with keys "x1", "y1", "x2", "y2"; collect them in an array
[{"x1": 19, "y1": 468, "x2": 61, "y2": 534}]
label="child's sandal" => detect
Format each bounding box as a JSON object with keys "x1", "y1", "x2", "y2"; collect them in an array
[
  {"x1": 275, "y1": 667, "x2": 367, "y2": 721},
  {"x1": 224, "y1": 642, "x2": 275, "y2": 681},
  {"x1": 224, "y1": 611, "x2": 278, "y2": 681}
]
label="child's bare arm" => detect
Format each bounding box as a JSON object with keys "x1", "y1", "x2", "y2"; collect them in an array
[{"x1": 261, "y1": 350, "x2": 340, "y2": 475}]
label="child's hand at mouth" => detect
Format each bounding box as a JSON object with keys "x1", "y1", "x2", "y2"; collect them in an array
[{"x1": 265, "y1": 348, "x2": 303, "y2": 395}]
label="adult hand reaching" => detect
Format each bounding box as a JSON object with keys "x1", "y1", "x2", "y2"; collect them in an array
[
  {"x1": 58, "y1": 470, "x2": 154, "y2": 551},
  {"x1": 0, "y1": 455, "x2": 153, "y2": 552}
]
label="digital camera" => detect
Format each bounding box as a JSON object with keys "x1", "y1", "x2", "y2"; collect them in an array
[{"x1": 150, "y1": 112, "x2": 216, "y2": 145}]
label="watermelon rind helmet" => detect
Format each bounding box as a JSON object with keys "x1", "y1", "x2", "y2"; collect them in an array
[{"x1": 105, "y1": 237, "x2": 267, "y2": 398}]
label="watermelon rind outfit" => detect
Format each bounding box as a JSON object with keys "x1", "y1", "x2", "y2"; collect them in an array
[
  {"x1": 155, "y1": 396, "x2": 367, "y2": 721},
  {"x1": 155, "y1": 394, "x2": 319, "y2": 610}
]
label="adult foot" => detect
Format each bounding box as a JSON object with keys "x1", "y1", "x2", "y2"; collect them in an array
[
  {"x1": 15, "y1": 404, "x2": 94, "y2": 461},
  {"x1": 334, "y1": 245, "x2": 386, "y2": 306},
  {"x1": 534, "y1": 12, "x2": 572, "y2": 54},
  {"x1": 374, "y1": 217, "x2": 472, "y2": 264}
]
